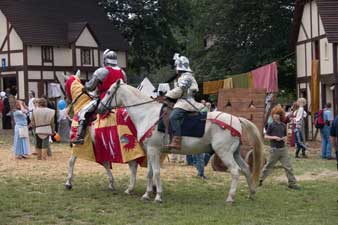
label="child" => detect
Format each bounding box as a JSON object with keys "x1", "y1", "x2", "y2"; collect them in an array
[{"x1": 259, "y1": 105, "x2": 300, "y2": 190}]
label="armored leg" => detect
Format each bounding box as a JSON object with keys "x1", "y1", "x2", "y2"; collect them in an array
[
  {"x1": 72, "y1": 99, "x2": 98, "y2": 145},
  {"x1": 164, "y1": 108, "x2": 186, "y2": 150}
]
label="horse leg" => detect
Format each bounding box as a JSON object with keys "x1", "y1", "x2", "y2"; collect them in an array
[
  {"x1": 125, "y1": 160, "x2": 138, "y2": 195},
  {"x1": 233, "y1": 146, "x2": 255, "y2": 199},
  {"x1": 148, "y1": 149, "x2": 162, "y2": 203},
  {"x1": 141, "y1": 156, "x2": 154, "y2": 201},
  {"x1": 103, "y1": 161, "x2": 116, "y2": 193},
  {"x1": 215, "y1": 141, "x2": 241, "y2": 204},
  {"x1": 65, "y1": 155, "x2": 77, "y2": 190}
]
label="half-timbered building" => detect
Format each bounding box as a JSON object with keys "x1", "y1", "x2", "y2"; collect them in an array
[
  {"x1": 292, "y1": 0, "x2": 338, "y2": 114},
  {"x1": 0, "y1": 0, "x2": 128, "y2": 100}
]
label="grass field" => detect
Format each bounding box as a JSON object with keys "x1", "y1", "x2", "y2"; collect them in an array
[{"x1": 0, "y1": 129, "x2": 338, "y2": 225}]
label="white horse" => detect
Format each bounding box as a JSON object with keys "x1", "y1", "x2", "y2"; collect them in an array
[
  {"x1": 98, "y1": 80, "x2": 264, "y2": 203},
  {"x1": 64, "y1": 73, "x2": 138, "y2": 195}
]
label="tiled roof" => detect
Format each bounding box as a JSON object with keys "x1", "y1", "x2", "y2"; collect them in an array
[{"x1": 0, "y1": 0, "x2": 128, "y2": 51}]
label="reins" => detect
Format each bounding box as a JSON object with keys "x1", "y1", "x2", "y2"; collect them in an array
[{"x1": 99, "y1": 82, "x2": 158, "y2": 112}]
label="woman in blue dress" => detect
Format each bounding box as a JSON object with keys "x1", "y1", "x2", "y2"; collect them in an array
[{"x1": 13, "y1": 100, "x2": 30, "y2": 159}]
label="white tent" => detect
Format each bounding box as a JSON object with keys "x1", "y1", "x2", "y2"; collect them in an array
[{"x1": 137, "y1": 77, "x2": 157, "y2": 98}]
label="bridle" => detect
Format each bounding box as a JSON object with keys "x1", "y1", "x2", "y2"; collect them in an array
[{"x1": 99, "y1": 81, "x2": 158, "y2": 112}]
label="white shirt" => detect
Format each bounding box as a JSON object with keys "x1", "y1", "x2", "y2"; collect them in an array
[{"x1": 28, "y1": 97, "x2": 36, "y2": 119}]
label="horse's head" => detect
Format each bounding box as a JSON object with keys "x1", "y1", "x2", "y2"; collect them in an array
[
  {"x1": 65, "y1": 70, "x2": 81, "y2": 100},
  {"x1": 97, "y1": 79, "x2": 123, "y2": 114}
]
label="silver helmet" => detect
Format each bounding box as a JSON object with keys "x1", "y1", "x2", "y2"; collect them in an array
[
  {"x1": 173, "y1": 53, "x2": 192, "y2": 73},
  {"x1": 103, "y1": 49, "x2": 118, "y2": 66}
]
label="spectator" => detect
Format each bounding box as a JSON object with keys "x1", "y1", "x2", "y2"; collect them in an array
[
  {"x1": 259, "y1": 105, "x2": 300, "y2": 190},
  {"x1": 0, "y1": 91, "x2": 5, "y2": 116},
  {"x1": 320, "y1": 103, "x2": 334, "y2": 159},
  {"x1": 330, "y1": 115, "x2": 338, "y2": 170},
  {"x1": 2, "y1": 89, "x2": 12, "y2": 129},
  {"x1": 13, "y1": 100, "x2": 30, "y2": 159},
  {"x1": 192, "y1": 153, "x2": 207, "y2": 179},
  {"x1": 28, "y1": 90, "x2": 36, "y2": 119},
  {"x1": 31, "y1": 98, "x2": 55, "y2": 160},
  {"x1": 58, "y1": 106, "x2": 71, "y2": 142},
  {"x1": 293, "y1": 98, "x2": 308, "y2": 158}
]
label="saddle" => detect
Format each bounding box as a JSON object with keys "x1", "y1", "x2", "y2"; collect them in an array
[{"x1": 158, "y1": 104, "x2": 207, "y2": 138}]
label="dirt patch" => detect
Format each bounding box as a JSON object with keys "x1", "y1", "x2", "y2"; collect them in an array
[{"x1": 275, "y1": 170, "x2": 338, "y2": 183}]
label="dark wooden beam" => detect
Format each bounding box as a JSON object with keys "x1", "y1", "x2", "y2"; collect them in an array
[
  {"x1": 333, "y1": 43, "x2": 338, "y2": 115},
  {"x1": 23, "y1": 45, "x2": 29, "y2": 102},
  {"x1": 296, "y1": 34, "x2": 327, "y2": 46},
  {"x1": 301, "y1": 22, "x2": 309, "y2": 40}
]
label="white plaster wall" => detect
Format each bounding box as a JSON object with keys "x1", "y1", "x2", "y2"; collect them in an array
[
  {"x1": 311, "y1": 1, "x2": 319, "y2": 37},
  {"x1": 302, "y1": 3, "x2": 311, "y2": 38},
  {"x1": 28, "y1": 82, "x2": 38, "y2": 97},
  {"x1": 54, "y1": 47, "x2": 72, "y2": 66},
  {"x1": 93, "y1": 49, "x2": 98, "y2": 67},
  {"x1": 297, "y1": 44, "x2": 306, "y2": 77},
  {"x1": 306, "y1": 42, "x2": 312, "y2": 76},
  {"x1": 76, "y1": 27, "x2": 98, "y2": 47},
  {"x1": 319, "y1": 16, "x2": 325, "y2": 35},
  {"x1": 0, "y1": 10, "x2": 7, "y2": 47},
  {"x1": 76, "y1": 49, "x2": 81, "y2": 67},
  {"x1": 300, "y1": 83, "x2": 306, "y2": 89},
  {"x1": 116, "y1": 51, "x2": 127, "y2": 68},
  {"x1": 42, "y1": 71, "x2": 54, "y2": 80},
  {"x1": 18, "y1": 71, "x2": 25, "y2": 99},
  {"x1": 9, "y1": 28, "x2": 23, "y2": 50},
  {"x1": 27, "y1": 46, "x2": 42, "y2": 65},
  {"x1": 28, "y1": 71, "x2": 41, "y2": 80},
  {"x1": 326, "y1": 86, "x2": 333, "y2": 106},
  {"x1": 0, "y1": 54, "x2": 8, "y2": 66},
  {"x1": 320, "y1": 38, "x2": 333, "y2": 74},
  {"x1": 10, "y1": 52, "x2": 23, "y2": 66},
  {"x1": 298, "y1": 28, "x2": 307, "y2": 42}
]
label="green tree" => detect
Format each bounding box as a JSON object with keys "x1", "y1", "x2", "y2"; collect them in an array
[
  {"x1": 99, "y1": 0, "x2": 192, "y2": 85},
  {"x1": 186, "y1": 0, "x2": 296, "y2": 93}
]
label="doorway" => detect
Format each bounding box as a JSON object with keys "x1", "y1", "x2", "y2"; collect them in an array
[{"x1": 2, "y1": 76, "x2": 17, "y2": 96}]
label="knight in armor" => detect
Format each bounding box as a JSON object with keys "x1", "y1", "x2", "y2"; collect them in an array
[
  {"x1": 72, "y1": 49, "x2": 127, "y2": 144},
  {"x1": 164, "y1": 54, "x2": 204, "y2": 150}
]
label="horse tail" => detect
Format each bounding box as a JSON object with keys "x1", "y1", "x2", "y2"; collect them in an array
[{"x1": 238, "y1": 117, "x2": 264, "y2": 186}]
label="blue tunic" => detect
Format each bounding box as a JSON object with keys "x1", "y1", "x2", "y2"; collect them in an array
[{"x1": 13, "y1": 110, "x2": 30, "y2": 156}]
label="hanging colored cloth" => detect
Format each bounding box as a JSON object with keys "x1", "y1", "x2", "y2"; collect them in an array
[
  {"x1": 231, "y1": 73, "x2": 250, "y2": 88},
  {"x1": 223, "y1": 78, "x2": 233, "y2": 89},
  {"x1": 310, "y1": 60, "x2": 320, "y2": 115},
  {"x1": 252, "y1": 62, "x2": 278, "y2": 92},
  {"x1": 203, "y1": 80, "x2": 224, "y2": 94}
]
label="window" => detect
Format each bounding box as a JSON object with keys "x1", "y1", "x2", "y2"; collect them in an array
[
  {"x1": 42, "y1": 46, "x2": 53, "y2": 62},
  {"x1": 81, "y1": 49, "x2": 91, "y2": 65}
]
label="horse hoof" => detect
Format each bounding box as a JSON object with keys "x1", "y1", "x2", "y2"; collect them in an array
[
  {"x1": 225, "y1": 198, "x2": 234, "y2": 205},
  {"x1": 124, "y1": 189, "x2": 133, "y2": 195},
  {"x1": 154, "y1": 198, "x2": 162, "y2": 204},
  {"x1": 141, "y1": 195, "x2": 150, "y2": 201},
  {"x1": 65, "y1": 184, "x2": 72, "y2": 190},
  {"x1": 248, "y1": 192, "x2": 256, "y2": 201},
  {"x1": 225, "y1": 201, "x2": 234, "y2": 206}
]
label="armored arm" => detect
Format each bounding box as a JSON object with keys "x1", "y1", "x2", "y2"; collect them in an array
[{"x1": 84, "y1": 67, "x2": 109, "y2": 91}]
